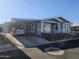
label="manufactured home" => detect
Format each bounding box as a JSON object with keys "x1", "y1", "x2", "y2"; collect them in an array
[
  {"x1": 3, "y1": 17, "x2": 72, "y2": 35},
  {"x1": 71, "y1": 24, "x2": 79, "y2": 33}
]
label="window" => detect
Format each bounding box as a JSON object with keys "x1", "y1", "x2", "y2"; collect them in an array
[
  {"x1": 27, "y1": 24, "x2": 35, "y2": 33},
  {"x1": 43, "y1": 23, "x2": 51, "y2": 33}
]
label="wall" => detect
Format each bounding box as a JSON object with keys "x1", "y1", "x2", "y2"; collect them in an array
[
  {"x1": 36, "y1": 21, "x2": 41, "y2": 35},
  {"x1": 63, "y1": 23, "x2": 71, "y2": 33},
  {"x1": 59, "y1": 23, "x2": 64, "y2": 33}
]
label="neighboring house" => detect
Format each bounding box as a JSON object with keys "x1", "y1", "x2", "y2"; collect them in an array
[
  {"x1": 71, "y1": 24, "x2": 79, "y2": 33},
  {"x1": 3, "y1": 17, "x2": 72, "y2": 35}
]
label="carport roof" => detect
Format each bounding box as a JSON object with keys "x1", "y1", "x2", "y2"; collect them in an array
[{"x1": 11, "y1": 18, "x2": 41, "y2": 22}]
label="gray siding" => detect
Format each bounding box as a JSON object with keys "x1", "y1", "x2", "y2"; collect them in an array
[
  {"x1": 36, "y1": 21, "x2": 41, "y2": 35},
  {"x1": 60, "y1": 23, "x2": 64, "y2": 33}
]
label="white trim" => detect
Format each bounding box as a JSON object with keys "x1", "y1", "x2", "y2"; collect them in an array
[
  {"x1": 41, "y1": 21, "x2": 61, "y2": 33},
  {"x1": 41, "y1": 21, "x2": 51, "y2": 33},
  {"x1": 58, "y1": 23, "x2": 60, "y2": 33},
  {"x1": 63, "y1": 24, "x2": 71, "y2": 33},
  {"x1": 71, "y1": 24, "x2": 79, "y2": 26},
  {"x1": 41, "y1": 21, "x2": 59, "y2": 23},
  {"x1": 63, "y1": 24, "x2": 65, "y2": 33}
]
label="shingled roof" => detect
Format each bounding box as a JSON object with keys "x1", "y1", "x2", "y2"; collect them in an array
[{"x1": 55, "y1": 17, "x2": 72, "y2": 23}]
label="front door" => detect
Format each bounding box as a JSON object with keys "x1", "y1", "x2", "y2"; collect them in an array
[
  {"x1": 51, "y1": 23, "x2": 58, "y2": 33},
  {"x1": 54, "y1": 25, "x2": 58, "y2": 33}
]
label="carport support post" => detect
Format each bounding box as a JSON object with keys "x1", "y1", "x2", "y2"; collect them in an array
[
  {"x1": 58, "y1": 23, "x2": 60, "y2": 33},
  {"x1": 4, "y1": 29, "x2": 7, "y2": 41}
]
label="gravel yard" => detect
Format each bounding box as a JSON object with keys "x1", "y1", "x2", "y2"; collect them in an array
[{"x1": 0, "y1": 34, "x2": 30, "y2": 59}]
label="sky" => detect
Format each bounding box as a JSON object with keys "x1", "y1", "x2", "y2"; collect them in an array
[{"x1": 0, "y1": 0, "x2": 79, "y2": 24}]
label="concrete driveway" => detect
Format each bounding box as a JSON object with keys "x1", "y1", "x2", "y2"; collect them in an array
[
  {"x1": 15, "y1": 35, "x2": 50, "y2": 47},
  {"x1": 4, "y1": 34, "x2": 79, "y2": 59}
]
